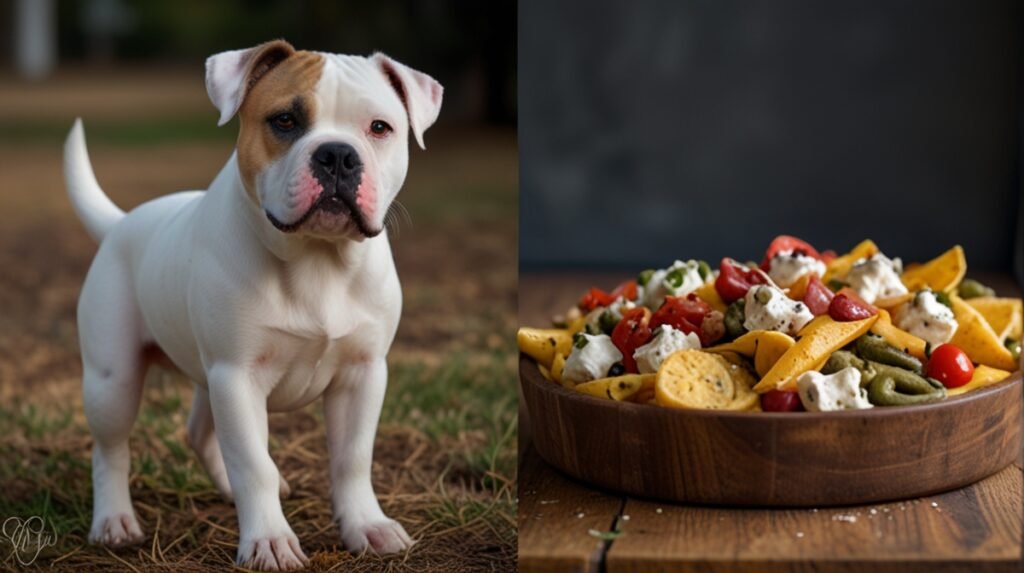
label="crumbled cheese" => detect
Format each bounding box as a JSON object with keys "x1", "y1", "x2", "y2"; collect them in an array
[
  {"x1": 796, "y1": 367, "x2": 873, "y2": 411},
  {"x1": 633, "y1": 325, "x2": 702, "y2": 374},
  {"x1": 583, "y1": 296, "x2": 636, "y2": 333},
  {"x1": 640, "y1": 260, "x2": 706, "y2": 308},
  {"x1": 563, "y1": 334, "x2": 623, "y2": 384},
  {"x1": 842, "y1": 253, "x2": 907, "y2": 304},
  {"x1": 743, "y1": 284, "x2": 814, "y2": 336},
  {"x1": 768, "y1": 251, "x2": 825, "y2": 288},
  {"x1": 892, "y1": 290, "x2": 958, "y2": 347}
]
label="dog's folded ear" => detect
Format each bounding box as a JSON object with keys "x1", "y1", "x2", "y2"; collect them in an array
[
  {"x1": 372, "y1": 53, "x2": 444, "y2": 150},
  {"x1": 206, "y1": 40, "x2": 296, "y2": 126}
]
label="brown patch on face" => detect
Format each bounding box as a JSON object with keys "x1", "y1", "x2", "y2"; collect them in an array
[{"x1": 235, "y1": 50, "x2": 325, "y2": 196}]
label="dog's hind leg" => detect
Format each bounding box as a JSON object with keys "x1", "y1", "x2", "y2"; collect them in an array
[
  {"x1": 79, "y1": 257, "x2": 146, "y2": 547},
  {"x1": 187, "y1": 386, "x2": 234, "y2": 501}
]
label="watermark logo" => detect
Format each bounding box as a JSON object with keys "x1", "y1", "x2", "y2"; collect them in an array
[{"x1": 2, "y1": 516, "x2": 58, "y2": 566}]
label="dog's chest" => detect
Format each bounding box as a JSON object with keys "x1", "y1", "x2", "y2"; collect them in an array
[{"x1": 255, "y1": 333, "x2": 354, "y2": 411}]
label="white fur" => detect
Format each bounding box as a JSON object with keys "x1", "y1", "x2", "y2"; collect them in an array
[{"x1": 66, "y1": 47, "x2": 441, "y2": 571}]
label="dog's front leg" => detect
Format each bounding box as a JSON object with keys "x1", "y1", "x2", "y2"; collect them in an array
[
  {"x1": 207, "y1": 364, "x2": 308, "y2": 571},
  {"x1": 324, "y1": 359, "x2": 414, "y2": 554}
]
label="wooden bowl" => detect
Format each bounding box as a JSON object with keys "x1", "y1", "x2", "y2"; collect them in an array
[{"x1": 521, "y1": 355, "x2": 1022, "y2": 507}]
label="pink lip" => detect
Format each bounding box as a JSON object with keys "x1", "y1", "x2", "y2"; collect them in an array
[
  {"x1": 354, "y1": 171, "x2": 376, "y2": 220},
  {"x1": 286, "y1": 169, "x2": 324, "y2": 218}
]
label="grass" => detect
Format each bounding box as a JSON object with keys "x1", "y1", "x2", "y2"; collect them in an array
[
  {"x1": 0, "y1": 113, "x2": 517, "y2": 571},
  {"x1": 0, "y1": 352, "x2": 517, "y2": 571}
]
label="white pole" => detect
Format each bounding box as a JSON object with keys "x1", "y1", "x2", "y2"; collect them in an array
[{"x1": 14, "y1": 0, "x2": 57, "y2": 80}]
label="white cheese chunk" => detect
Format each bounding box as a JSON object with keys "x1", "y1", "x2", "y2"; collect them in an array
[
  {"x1": 743, "y1": 284, "x2": 814, "y2": 336},
  {"x1": 583, "y1": 296, "x2": 636, "y2": 334},
  {"x1": 633, "y1": 325, "x2": 702, "y2": 374},
  {"x1": 562, "y1": 334, "x2": 623, "y2": 384},
  {"x1": 768, "y1": 251, "x2": 826, "y2": 288},
  {"x1": 796, "y1": 367, "x2": 873, "y2": 412},
  {"x1": 892, "y1": 290, "x2": 958, "y2": 347},
  {"x1": 640, "y1": 260, "x2": 706, "y2": 309},
  {"x1": 842, "y1": 253, "x2": 907, "y2": 304}
]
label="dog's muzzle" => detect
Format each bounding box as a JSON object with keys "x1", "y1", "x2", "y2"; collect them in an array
[{"x1": 265, "y1": 142, "x2": 380, "y2": 237}]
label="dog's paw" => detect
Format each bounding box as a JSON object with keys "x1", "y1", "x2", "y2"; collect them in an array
[
  {"x1": 88, "y1": 512, "x2": 145, "y2": 547},
  {"x1": 340, "y1": 518, "x2": 414, "y2": 555},
  {"x1": 237, "y1": 533, "x2": 308, "y2": 571}
]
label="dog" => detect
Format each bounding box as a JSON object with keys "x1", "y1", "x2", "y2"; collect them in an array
[{"x1": 63, "y1": 40, "x2": 442, "y2": 570}]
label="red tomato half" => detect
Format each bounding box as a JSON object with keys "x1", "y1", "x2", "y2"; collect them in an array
[
  {"x1": 650, "y1": 294, "x2": 711, "y2": 343},
  {"x1": 828, "y1": 293, "x2": 877, "y2": 322},
  {"x1": 611, "y1": 280, "x2": 638, "y2": 301},
  {"x1": 926, "y1": 344, "x2": 974, "y2": 388},
  {"x1": 803, "y1": 275, "x2": 835, "y2": 316},
  {"x1": 578, "y1": 287, "x2": 615, "y2": 312},
  {"x1": 611, "y1": 307, "x2": 653, "y2": 373},
  {"x1": 760, "y1": 390, "x2": 804, "y2": 412},
  {"x1": 760, "y1": 235, "x2": 824, "y2": 270},
  {"x1": 579, "y1": 280, "x2": 639, "y2": 312},
  {"x1": 715, "y1": 258, "x2": 768, "y2": 303}
]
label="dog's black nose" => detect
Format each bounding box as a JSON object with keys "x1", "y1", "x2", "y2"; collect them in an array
[{"x1": 312, "y1": 143, "x2": 362, "y2": 181}]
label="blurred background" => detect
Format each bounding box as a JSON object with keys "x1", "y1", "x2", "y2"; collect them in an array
[
  {"x1": 520, "y1": 0, "x2": 1023, "y2": 286},
  {"x1": 0, "y1": 1, "x2": 516, "y2": 571}
]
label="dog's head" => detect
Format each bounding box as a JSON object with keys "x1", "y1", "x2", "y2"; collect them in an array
[{"x1": 205, "y1": 40, "x2": 442, "y2": 240}]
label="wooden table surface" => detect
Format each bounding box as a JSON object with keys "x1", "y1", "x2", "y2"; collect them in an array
[{"x1": 518, "y1": 271, "x2": 1023, "y2": 573}]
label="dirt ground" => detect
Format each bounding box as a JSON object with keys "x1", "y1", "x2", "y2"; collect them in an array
[{"x1": 0, "y1": 71, "x2": 517, "y2": 571}]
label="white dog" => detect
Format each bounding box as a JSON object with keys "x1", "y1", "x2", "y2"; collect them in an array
[{"x1": 63, "y1": 40, "x2": 441, "y2": 570}]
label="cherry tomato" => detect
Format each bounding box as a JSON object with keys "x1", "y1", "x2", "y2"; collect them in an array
[
  {"x1": 760, "y1": 390, "x2": 804, "y2": 412},
  {"x1": 611, "y1": 307, "x2": 653, "y2": 373},
  {"x1": 828, "y1": 293, "x2": 877, "y2": 322},
  {"x1": 926, "y1": 344, "x2": 974, "y2": 388},
  {"x1": 820, "y1": 250, "x2": 837, "y2": 264},
  {"x1": 802, "y1": 275, "x2": 834, "y2": 316},
  {"x1": 715, "y1": 258, "x2": 768, "y2": 303},
  {"x1": 611, "y1": 280, "x2": 638, "y2": 301},
  {"x1": 760, "y1": 235, "x2": 823, "y2": 271}
]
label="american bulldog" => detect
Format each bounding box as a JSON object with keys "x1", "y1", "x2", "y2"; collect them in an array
[{"x1": 63, "y1": 39, "x2": 442, "y2": 570}]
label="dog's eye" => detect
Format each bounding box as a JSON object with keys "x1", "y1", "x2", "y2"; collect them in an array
[
  {"x1": 369, "y1": 120, "x2": 392, "y2": 137},
  {"x1": 270, "y1": 113, "x2": 297, "y2": 132}
]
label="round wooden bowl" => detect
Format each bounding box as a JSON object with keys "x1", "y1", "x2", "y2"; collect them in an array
[{"x1": 521, "y1": 354, "x2": 1022, "y2": 507}]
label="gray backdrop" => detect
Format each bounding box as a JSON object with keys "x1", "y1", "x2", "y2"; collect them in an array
[{"x1": 520, "y1": 0, "x2": 1023, "y2": 276}]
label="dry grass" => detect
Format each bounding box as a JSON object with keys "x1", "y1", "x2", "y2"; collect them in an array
[{"x1": 0, "y1": 73, "x2": 517, "y2": 571}]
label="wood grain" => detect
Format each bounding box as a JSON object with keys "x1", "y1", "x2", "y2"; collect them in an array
[
  {"x1": 518, "y1": 445, "x2": 623, "y2": 573},
  {"x1": 607, "y1": 466, "x2": 1022, "y2": 572},
  {"x1": 523, "y1": 355, "x2": 1021, "y2": 506},
  {"x1": 518, "y1": 270, "x2": 1024, "y2": 571}
]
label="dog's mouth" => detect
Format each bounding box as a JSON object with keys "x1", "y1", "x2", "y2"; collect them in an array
[{"x1": 265, "y1": 191, "x2": 381, "y2": 238}]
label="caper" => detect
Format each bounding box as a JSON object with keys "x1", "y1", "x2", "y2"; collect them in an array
[
  {"x1": 1005, "y1": 338, "x2": 1021, "y2": 362},
  {"x1": 958, "y1": 278, "x2": 996, "y2": 300},
  {"x1": 724, "y1": 299, "x2": 747, "y2": 340},
  {"x1": 637, "y1": 269, "x2": 655, "y2": 287},
  {"x1": 598, "y1": 310, "x2": 619, "y2": 334},
  {"x1": 697, "y1": 260, "x2": 712, "y2": 281},
  {"x1": 573, "y1": 332, "x2": 588, "y2": 349},
  {"x1": 754, "y1": 287, "x2": 772, "y2": 305}
]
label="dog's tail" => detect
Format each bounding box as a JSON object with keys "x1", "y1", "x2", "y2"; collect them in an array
[{"x1": 63, "y1": 119, "x2": 125, "y2": 242}]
